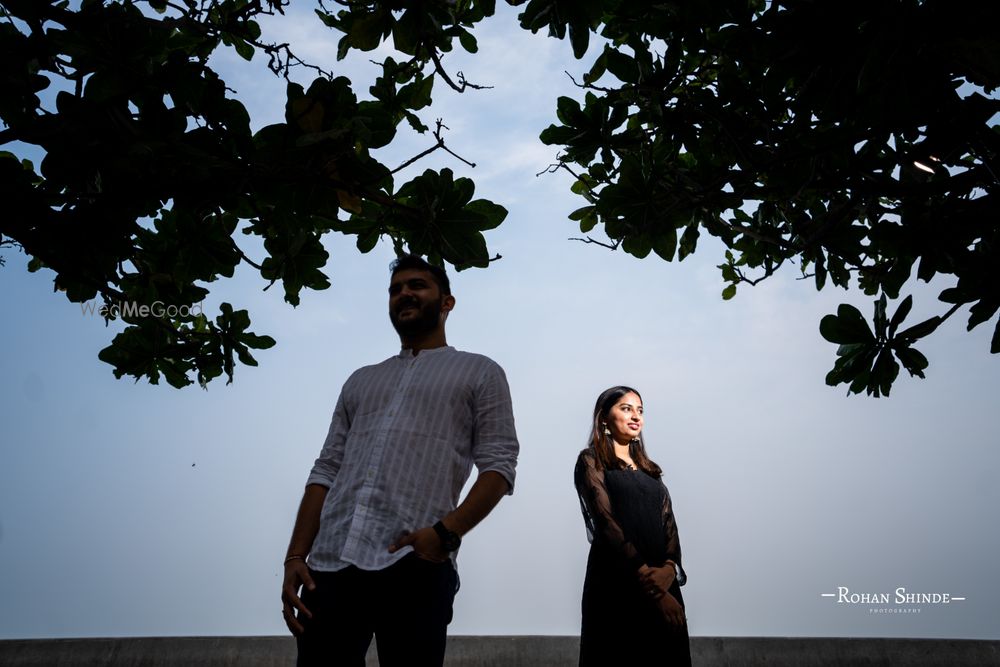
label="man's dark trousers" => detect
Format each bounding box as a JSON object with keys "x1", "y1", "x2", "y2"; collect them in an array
[{"x1": 296, "y1": 553, "x2": 458, "y2": 666}]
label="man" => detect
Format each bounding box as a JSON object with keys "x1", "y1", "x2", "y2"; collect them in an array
[{"x1": 281, "y1": 254, "x2": 519, "y2": 666}]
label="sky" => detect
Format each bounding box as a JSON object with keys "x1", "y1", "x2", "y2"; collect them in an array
[{"x1": 1, "y1": 2, "x2": 999, "y2": 641}]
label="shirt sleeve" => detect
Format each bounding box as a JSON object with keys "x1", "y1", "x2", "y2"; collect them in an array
[
  {"x1": 470, "y1": 361, "x2": 519, "y2": 494},
  {"x1": 662, "y1": 482, "x2": 687, "y2": 586},
  {"x1": 574, "y1": 450, "x2": 646, "y2": 573},
  {"x1": 306, "y1": 390, "x2": 350, "y2": 488}
]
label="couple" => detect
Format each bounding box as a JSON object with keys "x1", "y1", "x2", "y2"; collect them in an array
[{"x1": 281, "y1": 255, "x2": 691, "y2": 666}]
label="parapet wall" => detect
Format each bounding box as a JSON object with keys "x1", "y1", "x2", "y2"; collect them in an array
[{"x1": 1, "y1": 635, "x2": 998, "y2": 666}]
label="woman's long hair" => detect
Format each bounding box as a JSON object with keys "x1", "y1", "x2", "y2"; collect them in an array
[{"x1": 587, "y1": 385, "x2": 662, "y2": 478}]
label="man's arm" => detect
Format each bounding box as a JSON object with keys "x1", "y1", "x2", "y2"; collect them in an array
[
  {"x1": 388, "y1": 470, "x2": 510, "y2": 560},
  {"x1": 281, "y1": 483, "x2": 328, "y2": 635}
]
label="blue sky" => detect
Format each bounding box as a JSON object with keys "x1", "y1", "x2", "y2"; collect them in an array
[{"x1": 1, "y1": 2, "x2": 999, "y2": 640}]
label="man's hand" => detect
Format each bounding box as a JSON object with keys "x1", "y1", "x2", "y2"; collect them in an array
[
  {"x1": 658, "y1": 591, "x2": 686, "y2": 627},
  {"x1": 638, "y1": 563, "x2": 676, "y2": 598},
  {"x1": 281, "y1": 559, "x2": 315, "y2": 636},
  {"x1": 388, "y1": 526, "x2": 448, "y2": 562}
]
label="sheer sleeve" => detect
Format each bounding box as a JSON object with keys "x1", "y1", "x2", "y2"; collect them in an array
[
  {"x1": 661, "y1": 482, "x2": 687, "y2": 586},
  {"x1": 574, "y1": 450, "x2": 646, "y2": 573}
]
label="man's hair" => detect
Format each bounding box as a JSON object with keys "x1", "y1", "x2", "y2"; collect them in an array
[{"x1": 389, "y1": 254, "x2": 451, "y2": 296}]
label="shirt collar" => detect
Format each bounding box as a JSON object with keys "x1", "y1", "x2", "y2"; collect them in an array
[{"x1": 396, "y1": 345, "x2": 455, "y2": 359}]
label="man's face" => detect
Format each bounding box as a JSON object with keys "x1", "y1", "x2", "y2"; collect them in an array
[{"x1": 388, "y1": 268, "x2": 450, "y2": 337}]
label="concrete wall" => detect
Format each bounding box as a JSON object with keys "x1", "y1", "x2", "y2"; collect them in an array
[{"x1": 1, "y1": 635, "x2": 998, "y2": 666}]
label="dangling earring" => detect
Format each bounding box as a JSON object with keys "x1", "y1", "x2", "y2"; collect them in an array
[
  {"x1": 602, "y1": 423, "x2": 611, "y2": 436},
  {"x1": 629, "y1": 437, "x2": 640, "y2": 445}
]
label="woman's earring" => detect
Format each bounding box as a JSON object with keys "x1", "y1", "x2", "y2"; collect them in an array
[
  {"x1": 602, "y1": 423, "x2": 611, "y2": 436},
  {"x1": 630, "y1": 437, "x2": 640, "y2": 445}
]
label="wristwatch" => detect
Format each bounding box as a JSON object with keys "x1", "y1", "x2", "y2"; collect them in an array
[{"x1": 433, "y1": 520, "x2": 462, "y2": 552}]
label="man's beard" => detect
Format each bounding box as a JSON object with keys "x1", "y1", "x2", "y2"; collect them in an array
[{"x1": 389, "y1": 296, "x2": 442, "y2": 337}]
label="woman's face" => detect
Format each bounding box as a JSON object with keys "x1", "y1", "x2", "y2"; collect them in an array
[{"x1": 603, "y1": 391, "x2": 644, "y2": 444}]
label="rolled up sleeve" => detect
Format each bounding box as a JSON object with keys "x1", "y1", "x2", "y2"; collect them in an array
[
  {"x1": 306, "y1": 391, "x2": 350, "y2": 488},
  {"x1": 471, "y1": 362, "x2": 519, "y2": 494}
]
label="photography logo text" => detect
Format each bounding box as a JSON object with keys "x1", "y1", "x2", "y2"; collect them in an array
[{"x1": 821, "y1": 586, "x2": 966, "y2": 615}]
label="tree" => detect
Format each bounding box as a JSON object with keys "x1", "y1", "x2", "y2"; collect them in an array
[
  {"x1": 0, "y1": 0, "x2": 505, "y2": 387},
  {"x1": 533, "y1": 0, "x2": 1000, "y2": 396},
  {"x1": 2, "y1": 0, "x2": 998, "y2": 395}
]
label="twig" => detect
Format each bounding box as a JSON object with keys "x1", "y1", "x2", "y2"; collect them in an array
[
  {"x1": 232, "y1": 243, "x2": 264, "y2": 270},
  {"x1": 428, "y1": 49, "x2": 491, "y2": 92},
  {"x1": 732, "y1": 258, "x2": 784, "y2": 286},
  {"x1": 255, "y1": 40, "x2": 335, "y2": 80},
  {"x1": 569, "y1": 236, "x2": 620, "y2": 250},
  {"x1": 565, "y1": 71, "x2": 616, "y2": 93},
  {"x1": 390, "y1": 119, "x2": 475, "y2": 173},
  {"x1": 535, "y1": 162, "x2": 562, "y2": 177}
]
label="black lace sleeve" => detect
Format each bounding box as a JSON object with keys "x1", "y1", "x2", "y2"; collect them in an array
[
  {"x1": 574, "y1": 450, "x2": 646, "y2": 573},
  {"x1": 661, "y1": 481, "x2": 687, "y2": 586}
]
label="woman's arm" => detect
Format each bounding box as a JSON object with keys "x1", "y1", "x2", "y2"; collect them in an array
[
  {"x1": 661, "y1": 483, "x2": 687, "y2": 586},
  {"x1": 574, "y1": 451, "x2": 645, "y2": 572}
]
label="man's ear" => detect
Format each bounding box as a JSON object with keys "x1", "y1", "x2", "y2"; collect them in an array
[{"x1": 441, "y1": 295, "x2": 456, "y2": 313}]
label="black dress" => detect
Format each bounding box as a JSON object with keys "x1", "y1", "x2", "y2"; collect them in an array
[{"x1": 575, "y1": 449, "x2": 691, "y2": 666}]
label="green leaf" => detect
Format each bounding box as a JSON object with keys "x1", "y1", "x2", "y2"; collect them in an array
[
  {"x1": 555, "y1": 96, "x2": 583, "y2": 126},
  {"x1": 721, "y1": 284, "x2": 736, "y2": 300},
  {"x1": 233, "y1": 39, "x2": 254, "y2": 61},
  {"x1": 465, "y1": 199, "x2": 508, "y2": 230},
  {"x1": 652, "y1": 226, "x2": 677, "y2": 262},
  {"x1": 458, "y1": 29, "x2": 478, "y2": 53},
  {"x1": 604, "y1": 48, "x2": 638, "y2": 83},
  {"x1": 622, "y1": 234, "x2": 651, "y2": 259},
  {"x1": 820, "y1": 304, "x2": 874, "y2": 344},
  {"x1": 895, "y1": 346, "x2": 929, "y2": 378},
  {"x1": 583, "y1": 51, "x2": 607, "y2": 85},
  {"x1": 967, "y1": 299, "x2": 999, "y2": 331},
  {"x1": 350, "y1": 8, "x2": 390, "y2": 52},
  {"x1": 357, "y1": 228, "x2": 380, "y2": 253},
  {"x1": 871, "y1": 348, "x2": 899, "y2": 397},
  {"x1": 896, "y1": 316, "x2": 942, "y2": 342},
  {"x1": 398, "y1": 75, "x2": 434, "y2": 111},
  {"x1": 887, "y1": 294, "x2": 912, "y2": 338},
  {"x1": 873, "y1": 293, "x2": 887, "y2": 339},
  {"x1": 678, "y1": 224, "x2": 700, "y2": 261},
  {"x1": 568, "y1": 21, "x2": 589, "y2": 59}
]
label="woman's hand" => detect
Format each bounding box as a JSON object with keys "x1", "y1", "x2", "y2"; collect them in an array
[
  {"x1": 638, "y1": 563, "x2": 676, "y2": 597},
  {"x1": 658, "y1": 591, "x2": 686, "y2": 627}
]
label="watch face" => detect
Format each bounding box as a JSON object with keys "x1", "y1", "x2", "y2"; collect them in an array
[{"x1": 435, "y1": 522, "x2": 461, "y2": 551}]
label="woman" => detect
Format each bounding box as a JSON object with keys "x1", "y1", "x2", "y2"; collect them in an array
[{"x1": 574, "y1": 386, "x2": 691, "y2": 666}]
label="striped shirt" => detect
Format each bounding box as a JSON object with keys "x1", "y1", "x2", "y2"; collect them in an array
[{"x1": 306, "y1": 345, "x2": 519, "y2": 572}]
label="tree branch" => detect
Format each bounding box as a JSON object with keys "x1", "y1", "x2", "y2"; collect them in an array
[
  {"x1": 232, "y1": 242, "x2": 264, "y2": 270},
  {"x1": 565, "y1": 70, "x2": 616, "y2": 93},
  {"x1": 390, "y1": 119, "x2": 475, "y2": 173},
  {"x1": 428, "y1": 48, "x2": 492, "y2": 93},
  {"x1": 569, "y1": 236, "x2": 621, "y2": 250}
]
